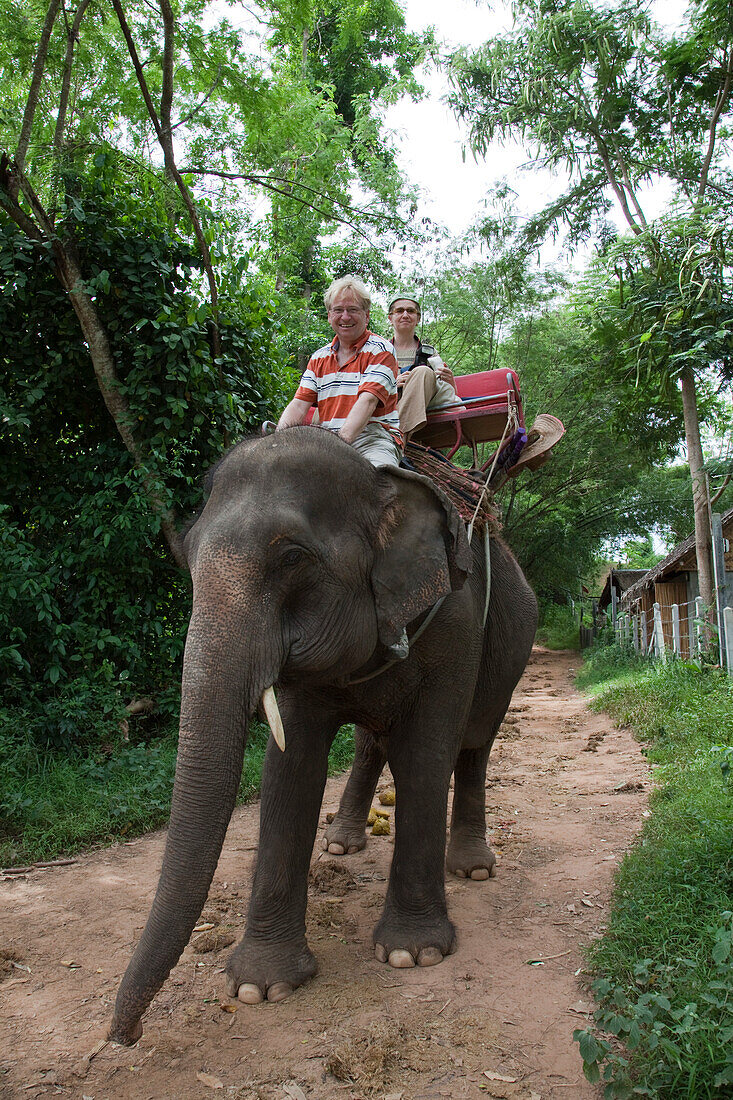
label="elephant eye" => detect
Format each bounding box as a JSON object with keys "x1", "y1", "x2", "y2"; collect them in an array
[{"x1": 280, "y1": 547, "x2": 306, "y2": 568}]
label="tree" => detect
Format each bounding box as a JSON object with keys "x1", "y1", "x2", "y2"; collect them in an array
[
  {"x1": 257, "y1": 0, "x2": 431, "y2": 368},
  {"x1": 392, "y1": 238, "x2": 701, "y2": 598},
  {"x1": 449, "y1": 0, "x2": 733, "y2": 618},
  {"x1": 0, "y1": 0, "x2": 429, "y2": 733},
  {"x1": 496, "y1": 301, "x2": 687, "y2": 599},
  {"x1": 616, "y1": 535, "x2": 664, "y2": 570},
  {"x1": 400, "y1": 228, "x2": 560, "y2": 376},
  {"x1": 0, "y1": 0, "x2": 424, "y2": 535},
  {"x1": 0, "y1": 163, "x2": 279, "y2": 733},
  {"x1": 1, "y1": 0, "x2": 249, "y2": 563}
]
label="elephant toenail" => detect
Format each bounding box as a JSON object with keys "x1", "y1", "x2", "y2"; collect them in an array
[
  {"x1": 238, "y1": 984, "x2": 264, "y2": 1004},
  {"x1": 388, "y1": 949, "x2": 415, "y2": 968},
  {"x1": 489, "y1": 864, "x2": 497, "y2": 878},
  {"x1": 328, "y1": 842, "x2": 346, "y2": 855},
  {"x1": 267, "y1": 982, "x2": 293, "y2": 1002},
  {"x1": 470, "y1": 868, "x2": 490, "y2": 880},
  {"x1": 375, "y1": 943, "x2": 387, "y2": 963},
  {"x1": 417, "y1": 947, "x2": 443, "y2": 967},
  {"x1": 321, "y1": 838, "x2": 328, "y2": 850},
  {"x1": 455, "y1": 869, "x2": 466, "y2": 878}
]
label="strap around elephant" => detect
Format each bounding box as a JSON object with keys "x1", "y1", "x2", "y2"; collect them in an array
[
  {"x1": 349, "y1": 520, "x2": 492, "y2": 685},
  {"x1": 346, "y1": 595, "x2": 447, "y2": 686}
]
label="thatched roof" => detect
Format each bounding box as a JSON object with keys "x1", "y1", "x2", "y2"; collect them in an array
[
  {"x1": 599, "y1": 569, "x2": 648, "y2": 610},
  {"x1": 622, "y1": 505, "x2": 733, "y2": 606}
]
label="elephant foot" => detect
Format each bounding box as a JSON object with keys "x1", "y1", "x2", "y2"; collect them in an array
[
  {"x1": 225, "y1": 936, "x2": 317, "y2": 1005},
  {"x1": 107, "y1": 1016, "x2": 143, "y2": 1046},
  {"x1": 446, "y1": 833, "x2": 497, "y2": 880},
  {"x1": 322, "y1": 813, "x2": 367, "y2": 856},
  {"x1": 373, "y1": 912, "x2": 456, "y2": 970}
]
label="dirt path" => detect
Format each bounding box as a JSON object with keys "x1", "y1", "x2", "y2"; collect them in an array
[{"x1": 1, "y1": 649, "x2": 648, "y2": 1100}]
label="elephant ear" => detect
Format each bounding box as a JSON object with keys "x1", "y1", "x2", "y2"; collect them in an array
[{"x1": 371, "y1": 466, "x2": 472, "y2": 647}]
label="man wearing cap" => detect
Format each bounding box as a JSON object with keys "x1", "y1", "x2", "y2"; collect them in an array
[
  {"x1": 388, "y1": 295, "x2": 461, "y2": 440},
  {"x1": 277, "y1": 276, "x2": 402, "y2": 467}
]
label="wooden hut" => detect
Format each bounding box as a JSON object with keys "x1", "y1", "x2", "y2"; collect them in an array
[{"x1": 621, "y1": 508, "x2": 733, "y2": 657}]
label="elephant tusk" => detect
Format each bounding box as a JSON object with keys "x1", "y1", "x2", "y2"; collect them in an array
[{"x1": 261, "y1": 685, "x2": 285, "y2": 752}]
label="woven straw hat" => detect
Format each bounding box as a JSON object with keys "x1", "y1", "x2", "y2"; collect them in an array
[{"x1": 507, "y1": 414, "x2": 565, "y2": 476}]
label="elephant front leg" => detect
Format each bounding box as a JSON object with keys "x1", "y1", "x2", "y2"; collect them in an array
[
  {"x1": 374, "y1": 718, "x2": 457, "y2": 969},
  {"x1": 323, "y1": 725, "x2": 386, "y2": 855},
  {"x1": 446, "y1": 743, "x2": 496, "y2": 880},
  {"x1": 227, "y1": 712, "x2": 335, "y2": 1004}
]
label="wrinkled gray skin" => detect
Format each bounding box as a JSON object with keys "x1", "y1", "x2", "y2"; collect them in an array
[{"x1": 108, "y1": 427, "x2": 537, "y2": 1045}]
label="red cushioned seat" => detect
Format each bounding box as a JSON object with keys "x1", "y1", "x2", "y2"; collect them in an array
[{"x1": 413, "y1": 369, "x2": 524, "y2": 464}]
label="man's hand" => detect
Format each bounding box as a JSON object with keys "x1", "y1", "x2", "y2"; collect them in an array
[
  {"x1": 396, "y1": 373, "x2": 409, "y2": 391},
  {"x1": 338, "y1": 392, "x2": 379, "y2": 444},
  {"x1": 277, "y1": 398, "x2": 312, "y2": 430}
]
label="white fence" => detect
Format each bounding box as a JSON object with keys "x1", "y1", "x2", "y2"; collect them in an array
[
  {"x1": 611, "y1": 511, "x2": 733, "y2": 670},
  {"x1": 614, "y1": 597, "x2": 733, "y2": 670}
]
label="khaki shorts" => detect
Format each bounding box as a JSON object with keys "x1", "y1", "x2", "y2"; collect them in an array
[{"x1": 351, "y1": 423, "x2": 402, "y2": 467}]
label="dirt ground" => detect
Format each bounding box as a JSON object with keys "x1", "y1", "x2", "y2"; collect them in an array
[{"x1": 1, "y1": 648, "x2": 649, "y2": 1100}]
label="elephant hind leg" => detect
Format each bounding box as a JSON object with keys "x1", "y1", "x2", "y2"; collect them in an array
[
  {"x1": 446, "y1": 742, "x2": 496, "y2": 880},
  {"x1": 323, "y1": 725, "x2": 386, "y2": 855}
]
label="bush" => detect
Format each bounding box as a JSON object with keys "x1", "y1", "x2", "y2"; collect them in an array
[
  {"x1": 1, "y1": 162, "x2": 286, "y2": 749},
  {"x1": 576, "y1": 637, "x2": 647, "y2": 690},
  {"x1": 535, "y1": 602, "x2": 580, "y2": 650}
]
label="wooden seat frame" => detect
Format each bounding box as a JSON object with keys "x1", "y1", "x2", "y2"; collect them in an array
[{"x1": 413, "y1": 368, "x2": 524, "y2": 469}]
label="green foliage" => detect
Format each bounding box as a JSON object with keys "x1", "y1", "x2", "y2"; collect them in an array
[
  {"x1": 328, "y1": 725, "x2": 356, "y2": 775},
  {"x1": 449, "y1": 0, "x2": 733, "y2": 251},
  {"x1": 0, "y1": 716, "x2": 181, "y2": 864},
  {"x1": 449, "y1": 0, "x2": 654, "y2": 248},
  {"x1": 255, "y1": 0, "x2": 430, "y2": 365},
  {"x1": 1, "y1": 162, "x2": 281, "y2": 741},
  {"x1": 616, "y1": 535, "x2": 664, "y2": 571},
  {"x1": 576, "y1": 640, "x2": 647, "y2": 691},
  {"x1": 575, "y1": 936, "x2": 733, "y2": 1095},
  {"x1": 580, "y1": 217, "x2": 733, "y2": 426},
  {"x1": 392, "y1": 249, "x2": 700, "y2": 599},
  {"x1": 449, "y1": 0, "x2": 733, "y2": 610},
  {"x1": 271, "y1": 0, "x2": 428, "y2": 128},
  {"x1": 0, "y1": 716, "x2": 356, "y2": 865},
  {"x1": 412, "y1": 238, "x2": 560, "y2": 376},
  {"x1": 574, "y1": 656, "x2": 733, "y2": 1095},
  {"x1": 497, "y1": 301, "x2": 680, "y2": 599},
  {"x1": 535, "y1": 603, "x2": 580, "y2": 651}
]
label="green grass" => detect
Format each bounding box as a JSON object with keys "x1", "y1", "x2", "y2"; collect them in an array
[
  {"x1": 573, "y1": 644, "x2": 733, "y2": 1097},
  {"x1": 535, "y1": 602, "x2": 581, "y2": 650},
  {"x1": 0, "y1": 718, "x2": 355, "y2": 867}
]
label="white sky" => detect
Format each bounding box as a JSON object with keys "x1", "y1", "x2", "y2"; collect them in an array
[
  {"x1": 384, "y1": 0, "x2": 527, "y2": 239},
  {"x1": 385, "y1": 0, "x2": 690, "y2": 246}
]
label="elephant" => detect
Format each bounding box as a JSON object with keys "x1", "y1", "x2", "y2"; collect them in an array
[{"x1": 108, "y1": 425, "x2": 537, "y2": 1045}]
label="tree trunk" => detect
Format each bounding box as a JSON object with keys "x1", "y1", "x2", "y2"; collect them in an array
[
  {"x1": 680, "y1": 365, "x2": 714, "y2": 622},
  {"x1": 2, "y1": 148, "x2": 186, "y2": 570},
  {"x1": 12, "y1": 0, "x2": 62, "y2": 199},
  {"x1": 52, "y1": 241, "x2": 186, "y2": 568}
]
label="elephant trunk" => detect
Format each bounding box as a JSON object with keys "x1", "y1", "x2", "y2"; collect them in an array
[{"x1": 108, "y1": 591, "x2": 282, "y2": 1045}]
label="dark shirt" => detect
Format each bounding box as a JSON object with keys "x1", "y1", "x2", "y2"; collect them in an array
[{"x1": 398, "y1": 339, "x2": 437, "y2": 374}]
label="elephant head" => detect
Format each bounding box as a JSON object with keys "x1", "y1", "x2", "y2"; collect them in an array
[{"x1": 108, "y1": 427, "x2": 470, "y2": 1044}]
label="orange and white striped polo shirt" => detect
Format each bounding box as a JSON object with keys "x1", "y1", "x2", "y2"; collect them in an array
[{"x1": 295, "y1": 331, "x2": 403, "y2": 449}]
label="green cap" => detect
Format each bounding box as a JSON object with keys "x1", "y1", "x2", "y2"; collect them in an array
[{"x1": 388, "y1": 294, "x2": 420, "y2": 313}]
